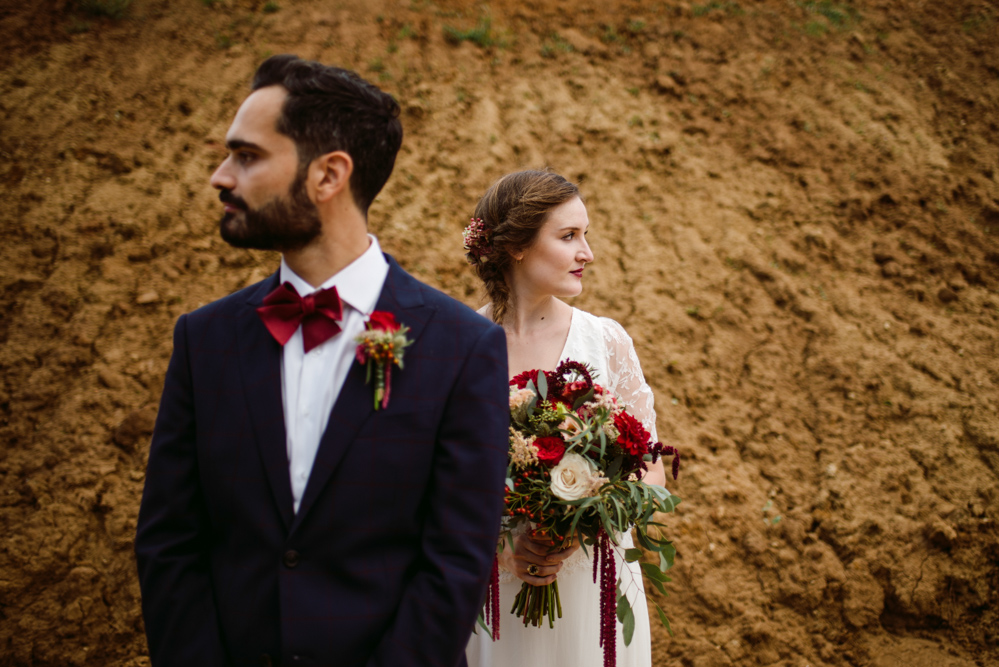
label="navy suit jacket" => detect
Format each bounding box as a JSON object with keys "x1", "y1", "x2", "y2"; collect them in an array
[{"x1": 135, "y1": 256, "x2": 510, "y2": 667}]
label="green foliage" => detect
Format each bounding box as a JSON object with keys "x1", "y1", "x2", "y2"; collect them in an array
[
  {"x1": 540, "y1": 33, "x2": 573, "y2": 58},
  {"x1": 626, "y1": 19, "x2": 646, "y2": 33},
  {"x1": 77, "y1": 0, "x2": 132, "y2": 19},
  {"x1": 66, "y1": 18, "x2": 92, "y2": 33},
  {"x1": 692, "y1": 1, "x2": 742, "y2": 17},
  {"x1": 443, "y1": 17, "x2": 499, "y2": 48},
  {"x1": 804, "y1": 20, "x2": 828, "y2": 36},
  {"x1": 962, "y1": 10, "x2": 994, "y2": 32},
  {"x1": 262, "y1": 1, "x2": 279, "y2": 13},
  {"x1": 798, "y1": 0, "x2": 859, "y2": 27}
]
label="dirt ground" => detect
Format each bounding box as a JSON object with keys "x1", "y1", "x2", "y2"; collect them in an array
[{"x1": 1, "y1": 0, "x2": 998, "y2": 665}]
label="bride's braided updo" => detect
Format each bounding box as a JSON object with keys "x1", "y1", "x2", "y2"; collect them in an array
[{"x1": 466, "y1": 170, "x2": 580, "y2": 324}]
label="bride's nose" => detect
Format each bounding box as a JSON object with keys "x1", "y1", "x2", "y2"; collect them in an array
[{"x1": 578, "y1": 238, "x2": 594, "y2": 263}]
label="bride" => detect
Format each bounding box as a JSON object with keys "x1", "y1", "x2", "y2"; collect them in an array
[{"x1": 464, "y1": 170, "x2": 668, "y2": 667}]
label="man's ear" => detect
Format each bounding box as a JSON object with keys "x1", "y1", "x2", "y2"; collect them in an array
[{"x1": 311, "y1": 150, "x2": 353, "y2": 204}]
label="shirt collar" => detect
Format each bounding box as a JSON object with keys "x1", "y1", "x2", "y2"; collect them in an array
[{"x1": 278, "y1": 235, "x2": 389, "y2": 316}]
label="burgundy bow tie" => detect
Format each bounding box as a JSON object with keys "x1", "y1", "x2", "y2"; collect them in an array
[{"x1": 257, "y1": 282, "x2": 343, "y2": 353}]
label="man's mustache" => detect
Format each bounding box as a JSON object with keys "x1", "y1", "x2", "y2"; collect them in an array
[{"x1": 219, "y1": 189, "x2": 248, "y2": 210}]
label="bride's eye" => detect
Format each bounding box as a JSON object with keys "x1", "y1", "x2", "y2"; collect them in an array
[{"x1": 562, "y1": 232, "x2": 575, "y2": 240}]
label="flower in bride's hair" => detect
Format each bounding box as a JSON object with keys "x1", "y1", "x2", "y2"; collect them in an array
[
  {"x1": 509, "y1": 428, "x2": 539, "y2": 469},
  {"x1": 550, "y1": 453, "x2": 605, "y2": 501},
  {"x1": 463, "y1": 217, "x2": 492, "y2": 265}
]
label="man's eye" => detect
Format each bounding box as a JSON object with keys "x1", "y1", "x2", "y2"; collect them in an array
[{"x1": 236, "y1": 152, "x2": 255, "y2": 164}]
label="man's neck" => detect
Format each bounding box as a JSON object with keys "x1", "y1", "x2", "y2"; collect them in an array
[{"x1": 283, "y1": 221, "x2": 371, "y2": 288}]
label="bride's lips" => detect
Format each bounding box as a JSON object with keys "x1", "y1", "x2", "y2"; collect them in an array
[{"x1": 570, "y1": 268, "x2": 584, "y2": 278}]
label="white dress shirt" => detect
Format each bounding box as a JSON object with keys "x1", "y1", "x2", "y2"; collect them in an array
[{"x1": 279, "y1": 235, "x2": 389, "y2": 513}]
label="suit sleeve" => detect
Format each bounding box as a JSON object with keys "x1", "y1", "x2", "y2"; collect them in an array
[
  {"x1": 134, "y1": 314, "x2": 230, "y2": 666},
  {"x1": 366, "y1": 323, "x2": 510, "y2": 667}
]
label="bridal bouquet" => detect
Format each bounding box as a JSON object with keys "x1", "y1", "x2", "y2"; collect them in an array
[{"x1": 484, "y1": 360, "x2": 680, "y2": 666}]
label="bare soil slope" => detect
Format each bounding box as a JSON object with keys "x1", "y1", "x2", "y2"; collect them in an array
[{"x1": 1, "y1": 0, "x2": 997, "y2": 665}]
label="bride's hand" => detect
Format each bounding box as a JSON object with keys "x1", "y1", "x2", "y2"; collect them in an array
[{"x1": 499, "y1": 532, "x2": 581, "y2": 586}]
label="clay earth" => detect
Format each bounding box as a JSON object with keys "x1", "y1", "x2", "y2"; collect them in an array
[{"x1": 1, "y1": 0, "x2": 997, "y2": 665}]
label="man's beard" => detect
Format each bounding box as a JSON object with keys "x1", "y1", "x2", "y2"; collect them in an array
[{"x1": 218, "y1": 169, "x2": 322, "y2": 252}]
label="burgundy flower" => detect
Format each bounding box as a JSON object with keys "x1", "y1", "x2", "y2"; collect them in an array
[
  {"x1": 614, "y1": 411, "x2": 651, "y2": 457},
  {"x1": 533, "y1": 436, "x2": 566, "y2": 466},
  {"x1": 510, "y1": 369, "x2": 541, "y2": 390},
  {"x1": 562, "y1": 380, "x2": 591, "y2": 405},
  {"x1": 367, "y1": 310, "x2": 399, "y2": 332}
]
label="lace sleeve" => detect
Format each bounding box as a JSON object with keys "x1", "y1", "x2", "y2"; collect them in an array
[{"x1": 601, "y1": 318, "x2": 658, "y2": 443}]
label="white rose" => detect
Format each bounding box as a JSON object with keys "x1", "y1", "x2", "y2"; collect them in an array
[{"x1": 550, "y1": 453, "x2": 602, "y2": 501}]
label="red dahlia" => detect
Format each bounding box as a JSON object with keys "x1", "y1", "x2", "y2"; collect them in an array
[{"x1": 614, "y1": 411, "x2": 651, "y2": 457}]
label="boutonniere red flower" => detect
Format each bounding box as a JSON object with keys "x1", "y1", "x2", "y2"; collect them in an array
[{"x1": 354, "y1": 311, "x2": 413, "y2": 410}]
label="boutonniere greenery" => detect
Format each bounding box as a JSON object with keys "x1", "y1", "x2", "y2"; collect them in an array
[{"x1": 354, "y1": 311, "x2": 413, "y2": 410}]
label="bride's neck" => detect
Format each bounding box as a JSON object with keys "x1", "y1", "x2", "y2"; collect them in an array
[{"x1": 502, "y1": 295, "x2": 567, "y2": 335}]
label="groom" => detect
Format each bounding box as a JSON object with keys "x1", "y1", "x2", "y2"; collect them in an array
[{"x1": 135, "y1": 55, "x2": 510, "y2": 667}]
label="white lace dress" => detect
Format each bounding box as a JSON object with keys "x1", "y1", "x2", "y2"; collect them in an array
[{"x1": 467, "y1": 308, "x2": 659, "y2": 667}]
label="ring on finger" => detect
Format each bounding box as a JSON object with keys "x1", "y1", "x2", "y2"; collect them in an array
[{"x1": 527, "y1": 563, "x2": 540, "y2": 576}]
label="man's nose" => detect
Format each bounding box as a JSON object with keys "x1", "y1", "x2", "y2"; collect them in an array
[{"x1": 210, "y1": 156, "x2": 235, "y2": 191}]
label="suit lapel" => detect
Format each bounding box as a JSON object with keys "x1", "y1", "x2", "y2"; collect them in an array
[
  {"x1": 291, "y1": 257, "x2": 436, "y2": 532},
  {"x1": 236, "y1": 272, "x2": 296, "y2": 532}
]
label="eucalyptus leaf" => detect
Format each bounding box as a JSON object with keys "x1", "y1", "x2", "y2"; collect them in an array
[
  {"x1": 640, "y1": 561, "x2": 669, "y2": 582},
  {"x1": 572, "y1": 387, "x2": 595, "y2": 409},
  {"x1": 623, "y1": 548, "x2": 643, "y2": 562},
  {"x1": 537, "y1": 372, "x2": 548, "y2": 400},
  {"x1": 654, "y1": 602, "x2": 674, "y2": 637},
  {"x1": 474, "y1": 612, "x2": 490, "y2": 635},
  {"x1": 619, "y1": 593, "x2": 635, "y2": 645},
  {"x1": 605, "y1": 455, "x2": 624, "y2": 479}
]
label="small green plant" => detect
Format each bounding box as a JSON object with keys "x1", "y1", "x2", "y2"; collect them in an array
[
  {"x1": 626, "y1": 19, "x2": 646, "y2": 33},
  {"x1": 216, "y1": 31, "x2": 234, "y2": 49},
  {"x1": 762, "y1": 500, "x2": 782, "y2": 526},
  {"x1": 628, "y1": 114, "x2": 642, "y2": 127},
  {"x1": 626, "y1": 87, "x2": 640, "y2": 97},
  {"x1": 66, "y1": 18, "x2": 92, "y2": 33},
  {"x1": 443, "y1": 17, "x2": 498, "y2": 48},
  {"x1": 602, "y1": 25, "x2": 622, "y2": 43},
  {"x1": 202, "y1": 0, "x2": 218, "y2": 5},
  {"x1": 798, "y1": 0, "x2": 859, "y2": 27},
  {"x1": 397, "y1": 23, "x2": 417, "y2": 39},
  {"x1": 962, "y1": 10, "x2": 994, "y2": 32},
  {"x1": 692, "y1": 1, "x2": 742, "y2": 17},
  {"x1": 262, "y1": 1, "x2": 279, "y2": 13},
  {"x1": 78, "y1": 0, "x2": 132, "y2": 18},
  {"x1": 540, "y1": 33, "x2": 573, "y2": 58},
  {"x1": 804, "y1": 20, "x2": 828, "y2": 36},
  {"x1": 368, "y1": 57, "x2": 386, "y2": 73}
]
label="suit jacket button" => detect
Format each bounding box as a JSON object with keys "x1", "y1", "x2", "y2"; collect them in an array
[
  {"x1": 283, "y1": 550, "x2": 300, "y2": 568},
  {"x1": 260, "y1": 653, "x2": 273, "y2": 667}
]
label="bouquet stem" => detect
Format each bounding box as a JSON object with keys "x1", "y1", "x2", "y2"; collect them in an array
[{"x1": 511, "y1": 579, "x2": 563, "y2": 629}]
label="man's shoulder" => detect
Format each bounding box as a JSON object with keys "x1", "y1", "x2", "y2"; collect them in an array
[
  {"x1": 183, "y1": 273, "x2": 276, "y2": 323},
  {"x1": 387, "y1": 259, "x2": 496, "y2": 334}
]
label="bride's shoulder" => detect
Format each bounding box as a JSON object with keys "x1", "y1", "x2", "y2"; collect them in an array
[{"x1": 574, "y1": 308, "x2": 630, "y2": 338}]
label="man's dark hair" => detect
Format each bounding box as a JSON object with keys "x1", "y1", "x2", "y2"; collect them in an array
[{"x1": 252, "y1": 54, "x2": 403, "y2": 214}]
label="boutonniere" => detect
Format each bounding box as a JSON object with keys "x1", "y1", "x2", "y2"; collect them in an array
[{"x1": 354, "y1": 311, "x2": 413, "y2": 410}]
